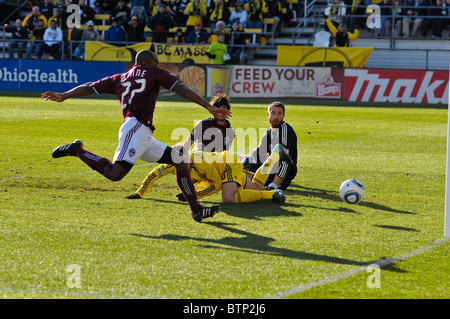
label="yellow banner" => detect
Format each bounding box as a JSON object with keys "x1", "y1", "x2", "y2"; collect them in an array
[
  {"x1": 85, "y1": 42, "x2": 152, "y2": 62},
  {"x1": 153, "y1": 44, "x2": 212, "y2": 64},
  {"x1": 277, "y1": 46, "x2": 373, "y2": 68}
]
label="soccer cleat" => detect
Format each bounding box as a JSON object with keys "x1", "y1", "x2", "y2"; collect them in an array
[
  {"x1": 124, "y1": 193, "x2": 142, "y2": 199},
  {"x1": 192, "y1": 204, "x2": 220, "y2": 223},
  {"x1": 272, "y1": 144, "x2": 293, "y2": 166},
  {"x1": 52, "y1": 139, "x2": 84, "y2": 158},
  {"x1": 272, "y1": 189, "x2": 286, "y2": 205}
]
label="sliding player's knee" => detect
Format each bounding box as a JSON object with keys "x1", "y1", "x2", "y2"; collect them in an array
[{"x1": 222, "y1": 193, "x2": 236, "y2": 203}]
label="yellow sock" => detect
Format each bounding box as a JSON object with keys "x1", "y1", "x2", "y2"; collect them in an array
[
  {"x1": 252, "y1": 152, "x2": 281, "y2": 188},
  {"x1": 235, "y1": 189, "x2": 274, "y2": 203},
  {"x1": 136, "y1": 164, "x2": 175, "y2": 197}
]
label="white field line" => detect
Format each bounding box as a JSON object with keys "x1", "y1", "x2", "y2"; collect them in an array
[{"x1": 266, "y1": 237, "x2": 450, "y2": 299}]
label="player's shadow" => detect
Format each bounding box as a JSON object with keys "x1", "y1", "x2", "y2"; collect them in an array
[
  {"x1": 287, "y1": 184, "x2": 415, "y2": 215},
  {"x1": 131, "y1": 222, "x2": 406, "y2": 272},
  {"x1": 216, "y1": 202, "x2": 302, "y2": 220}
]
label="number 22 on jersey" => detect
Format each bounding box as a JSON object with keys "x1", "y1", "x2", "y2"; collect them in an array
[{"x1": 120, "y1": 79, "x2": 146, "y2": 110}]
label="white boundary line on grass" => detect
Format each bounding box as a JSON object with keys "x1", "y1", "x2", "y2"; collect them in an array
[{"x1": 266, "y1": 237, "x2": 450, "y2": 299}]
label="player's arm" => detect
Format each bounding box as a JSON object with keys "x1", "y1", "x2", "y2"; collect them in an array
[
  {"x1": 172, "y1": 82, "x2": 231, "y2": 119},
  {"x1": 41, "y1": 82, "x2": 95, "y2": 102}
]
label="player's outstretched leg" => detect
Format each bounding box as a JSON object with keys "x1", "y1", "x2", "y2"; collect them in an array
[
  {"x1": 52, "y1": 139, "x2": 114, "y2": 177},
  {"x1": 125, "y1": 164, "x2": 175, "y2": 199},
  {"x1": 252, "y1": 144, "x2": 293, "y2": 189},
  {"x1": 52, "y1": 139, "x2": 84, "y2": 158},
  {"x1": 273, "y1": 143, "x2": 293, "y2": 166}
]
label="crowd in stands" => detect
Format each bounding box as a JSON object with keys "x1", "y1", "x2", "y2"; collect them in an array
[
  {"x1": 324, "y1": 0, "x2": 450, "y2": 44},
  {"x1": 2, "y1": 0, "x2": 450, "y2": 60},
  {"x1": 3, "y1": 0, "x2": 299, "y2": 61}
]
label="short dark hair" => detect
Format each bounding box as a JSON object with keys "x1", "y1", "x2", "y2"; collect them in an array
[
  {"x1": 135, "y1": 49, "x2": 157, "y2": 65},
  {"x1": 210, "y1": 93, "x2": 230, "y2": 110},
  {"x1": 268, "y1": 101, "x2": 285, "y2": 114}
]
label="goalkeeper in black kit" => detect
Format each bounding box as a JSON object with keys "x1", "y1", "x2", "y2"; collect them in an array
[{"x1": 243, "y1": 101, "x2": 298, "y2": 190}]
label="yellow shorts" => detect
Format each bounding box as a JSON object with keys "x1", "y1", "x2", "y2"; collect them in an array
[{"x1": 222, "y1": 162, "x2": 247, "y2": 187}]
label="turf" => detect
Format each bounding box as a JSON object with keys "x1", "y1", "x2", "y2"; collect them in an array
[{"x1": 0, "y1": 94, "x2": 449, "y2": 300}]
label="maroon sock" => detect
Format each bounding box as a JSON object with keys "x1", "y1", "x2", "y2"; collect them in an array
[
  {"x1": 70, "y1": 148, "x2": 111, "y2": 174},
  {"x1": 176, "y1": 168, "x2": 202, "y2": 212}
]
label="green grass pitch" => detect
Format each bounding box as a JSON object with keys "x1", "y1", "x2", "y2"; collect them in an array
[{"x1": 0, "y1": 93, "x2": 449, "y2": 300}]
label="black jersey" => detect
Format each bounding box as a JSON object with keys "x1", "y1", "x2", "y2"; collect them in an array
[
  {"x1": 190, "y1": 118, "x2": 236, "y2": 152},
  {"x1": 251, "y1": 121, "x2": 298, "y2": 187}
]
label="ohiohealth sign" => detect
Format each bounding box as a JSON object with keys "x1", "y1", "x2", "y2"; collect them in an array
[{"x1": 0, "y1": 59, "x2": 125, "y2": 91}]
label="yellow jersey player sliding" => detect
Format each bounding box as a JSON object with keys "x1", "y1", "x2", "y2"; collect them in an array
[{"x1": 127, "y1": 144, "x2": 292, "y2": 207}]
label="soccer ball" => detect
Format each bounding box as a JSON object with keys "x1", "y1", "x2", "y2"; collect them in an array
[
  {"x1": 222, "y1": 53, "x2": 231, "y2": 62},
  {"x1": 339, "y1": 179, "x2": 364, "y2": 204}
]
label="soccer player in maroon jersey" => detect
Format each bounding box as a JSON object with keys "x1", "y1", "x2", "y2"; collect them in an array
[{"x1": 41, "y1": 49, "x2": 231, "y2": 222}]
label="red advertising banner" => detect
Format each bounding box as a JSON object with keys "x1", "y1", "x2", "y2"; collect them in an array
[{"x1": 344, "y1": 69, "x2": 449, "y2": 104}]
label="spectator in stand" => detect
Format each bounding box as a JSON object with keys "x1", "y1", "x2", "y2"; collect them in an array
[
  {"x1": 95, "y1": 0, "x2": 115, "y2": 14},
  {"x1": 79, "y1": 0, "x2": 96, "y2": 25},
  {"x1": 207, "y1": 20, "x2": 227, "y2": 44},
  {"x1": 25, "y1": 19, "x2": 46, "y2": 59},
  {"x1": 324, "y1": 0, "x2": 346, "y2": 32},
  {"x1": 384, "y1": 0, "x2": 404, "y2": 37},
  {"x1": 206, "y1": 32, "x2": 228, "y2": 64},
  {"x1": 265, "y1": 0, "x2": 282, "y2": 37},
  {"x1": 23, "y1": 6, "x2": 48, "y2": 31},
  {"x1": 63, "y1": 24, "x2": 82, "y2": 60},
  {"x1": 184, "y1": 0, "x2": 207, "y2": 34},
  {"x1": 208, "y1": 0, "x2": 230, "y2": 30},
  {"x1": 325, "y1": 18, "x2": 359, "y2": 46},
  {"x1": 61, "y1": 0, "x2": 73, "y2": 29},
  {"x1": 149, "y1": 3, "x2": 175, "y2": 43},
  {"x1": 4, "y1": 19, "x2": 29, "y2": 59},
  {"x1": 173, "y1": 27, "x2": 186, "y2": 43},
  {"x1": 244, "y1": 0, "x2": 268, "y2": 29},
  {"x1": 374, "y1": 0, "x2": 392, "y2": 36},
  {"x1": 227, "y1": 1, "x2": 248, "y2": 28},
  {"x1": 148, "y1": 0, "x2": 163, "y2": 17},
  {"x1": 33, "y1": 19, "x2": 63, "y2": 60},
  {"x1": 444, "y1": 0, "x2": 450, "y2": 34},
  {"x1": 105, "y1": 18, "x2": 127, "y2": 42},
  {"x1": 171, "y1": 0, "x2": 190, "y2": 26},
  {"x1": 227, "y1": 21, "x2": 246, "y2": 63},
  {"x1": 344, "y1": 0, "x2": 366, "y2": 32},
  {"x1": 39, "y1": 0, "x2": 56, "y2": 20},
  {"x1": 422, "y1": 0, "x2": 446, "y2": 38},
  {"x1": 48, "y1": 7, "x2": 63, "y2": 29},
  {"x1": 186, "y1": 21, "x2": 209, "y2": 43},
  {"x1": 130, "y1": 5, "x2": 149, "y2": 21},
  {"x1": 402, "y1": 0, "x2": 427, "y2": 37},
  {"x1": 112, "y1": 0, "x2": 132, "y2": 26},
  {"x1": 125, "y1": 16, "x2": 147, "y2": 42},
  {"x1": 55, "y1": 0, "x2": 65, "y2": 13},
  {"x1": 72, "y1": 20, "x2": 99, "y2": 60},
  {"x1": 130, "y1": 0, "x2": 150, "y2": 12}
]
